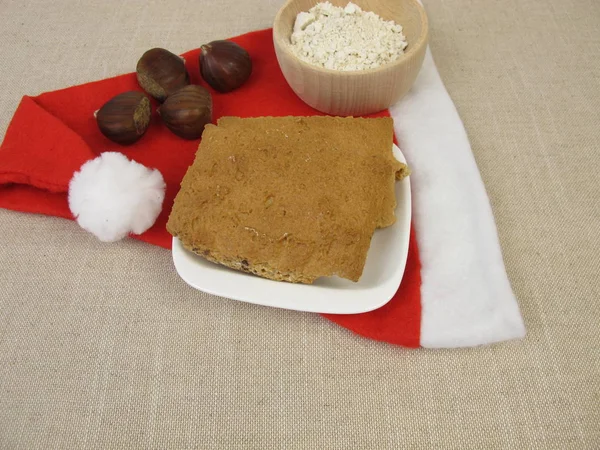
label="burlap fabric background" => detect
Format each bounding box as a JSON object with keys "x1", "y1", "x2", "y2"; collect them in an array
[{"x1": 0, "y1": 0, "x2": 598, "y2": 448}]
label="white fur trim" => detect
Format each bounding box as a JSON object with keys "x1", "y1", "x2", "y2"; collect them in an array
[
  {"x1": 390, "y1": 48, "x2": 526, "y2": 348},
  {"x1": 68, "y1": 152, "x2": 166, "y2": 242}
]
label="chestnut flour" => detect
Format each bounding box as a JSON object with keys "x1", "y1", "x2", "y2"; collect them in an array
[{"x1": 289, "y1": 2, "x2": 408, "y2": 71}]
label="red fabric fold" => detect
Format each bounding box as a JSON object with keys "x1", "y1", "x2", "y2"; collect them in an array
[{"x1": 0, "y1": 28, "x2": 421, "y2": 347}]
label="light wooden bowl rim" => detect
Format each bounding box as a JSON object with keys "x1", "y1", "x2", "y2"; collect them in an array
[{"x1": 273, "y1": 0, "x2": 429, "y2": 76}]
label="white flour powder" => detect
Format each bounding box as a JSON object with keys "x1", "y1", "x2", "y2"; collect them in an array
[{"x1": 289, "y1": 2, "x2": 408, "y2": 71}]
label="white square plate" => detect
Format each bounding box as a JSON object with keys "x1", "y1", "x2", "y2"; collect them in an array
[{"x1": 172, "y1": 144, "x2": 411, "y2": 314}]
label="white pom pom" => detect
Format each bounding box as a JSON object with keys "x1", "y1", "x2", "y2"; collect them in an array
[{"x1": 68, "y1": 152, "x2": 166, "y2": 242}]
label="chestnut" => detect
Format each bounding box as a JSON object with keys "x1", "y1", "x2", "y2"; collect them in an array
[
  {"x1": 157, "y1": 85, "x2": 212, "y2": 140},
  {"x1": 199, "y1": 40, "x2": 252, "y2": 93},
  {"x1": 136, "y1": 48, "x2": 190, "y2": 102},
  {"x1": 95, "y1": 91, "x2": 151, "y2": 145}
]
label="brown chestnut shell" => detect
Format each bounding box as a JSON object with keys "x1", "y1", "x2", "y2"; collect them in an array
[
  {"x1": 199, "y1": 40, "x2": 252, "y2": 93},
  {"x1": 136, "y1": 48, "x2": 190, "y2": 102},
  {"x1": 157, "y1": 85, "x2": 212, "y2": 140},
  {"x1": 95, "y1": 91, "x2": 151, "y2": 145}
]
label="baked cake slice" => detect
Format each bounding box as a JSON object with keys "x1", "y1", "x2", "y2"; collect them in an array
[{"x1": 167, "y1": 115, "x2": 408, "y2": 284}]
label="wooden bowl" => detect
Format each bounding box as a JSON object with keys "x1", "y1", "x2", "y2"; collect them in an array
[{"x1": 273, "y1": 0, "x2": 429, "y2": 116}]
